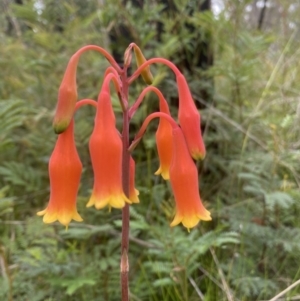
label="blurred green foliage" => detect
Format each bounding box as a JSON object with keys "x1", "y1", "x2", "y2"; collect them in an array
[{"x1": 1, "y1": 0, "x2": 300, "y2": 300}]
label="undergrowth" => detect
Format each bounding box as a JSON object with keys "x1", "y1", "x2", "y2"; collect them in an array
[{"x1": 1, "y1": 0, "x2": 300, "y2": 300}]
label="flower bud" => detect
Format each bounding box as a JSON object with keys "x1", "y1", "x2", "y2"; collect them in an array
[
  {"x1": 53, "y1": 55, "x2": 79, "y2": 134},
  {"x1": 133, "y1": 45, "x2": 153, "y2": 85},
  {"x1": 124, "y1": 45, "x2": 133, "y2": 68}
]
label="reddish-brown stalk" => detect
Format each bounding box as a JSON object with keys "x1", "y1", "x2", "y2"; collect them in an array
[{"x1": 119, "y1": 68, "x2": 130, "y2": 301}]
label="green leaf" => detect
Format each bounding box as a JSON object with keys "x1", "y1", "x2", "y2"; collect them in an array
[{"x1": 265, "y1": 191, "x2": 294, "y2": 210}]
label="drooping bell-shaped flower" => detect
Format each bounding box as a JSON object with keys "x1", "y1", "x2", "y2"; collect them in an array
[
  {"x1": 177, "y1": 73, "x2": 206, "y2": 160},
  {"x1": 169, "y1": 127, "x2": 211, "y2": 230},
  {"x1": 53, "y1": 54, "x2": 79, "y2": 134},
  {"x1": 86, "y1": 88, "x2": 131, "y2": 210},
  {"x1": 37, "y1": 120, "x2": 83, "y2": 227},
  {"x1": 129, "y1": 156, "x2": 140, "y2": 204},
  {"x1": 154, "y1": 93, "x2": 173, "y2": 180}
]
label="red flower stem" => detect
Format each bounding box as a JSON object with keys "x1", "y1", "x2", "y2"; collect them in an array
[
  {"x1": 104, "y1": 66, "x2": 120, "y2": 78},
  {"x1": 129, "y1": 112, "x2": 179, "y2": 152},
  {"x1": 102, "y1": 72, "x2": 127, "y2": 112},
  {"x1": 120, "y1": 70, "x2": 130, "y2": 301},
  {"x1": 104, "y1": 67, "x2": 121, "y2": 92},
  {"x1": 128, "y1": 57, "x2": 181, "y2": 84},
  {"x1": 128, "y1": 86, "x2": 169, "y2": 119},
  {"x1": 72, "y1": 45, "x2": 122, "y2": 73},
  {"x1": 74, "y1": 99, "x2": 97, "y2": 111},
  {"x1": 102, "y1": 72, "x2": 121, "y2": 93},
  {"x1": 136, "y1": 111, "x2": 178, "y2": 135}
]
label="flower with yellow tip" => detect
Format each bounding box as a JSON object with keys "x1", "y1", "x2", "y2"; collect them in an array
[
  {"x1": 169, "y1": 127, "x2": 211, "y2": 230},
  {"x1": 37, "y1": 120, "x2": 83, "y2": 227},
  {"x1": 87, "y1": 88, "x2": 131, "y2": 210}
]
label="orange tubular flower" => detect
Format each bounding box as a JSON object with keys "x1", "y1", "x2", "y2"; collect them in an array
[
  {"x1": 87, "y1": 88, "x2": 131, "y2": 210},
  {"x1": 129, "y1": 157, "x2": 140, "y2": 204},
  {"x1": 169, "y1": 127, "x2": 211, "y2": 230},
  {"x1": 37, "y1": 120, "x2": 83, "y2": 227},
  {"x1": 177, "y1": 73, "x2": 206, "y2": 160},
  {"x1": 154, "y1": 93, "x2": 173, "y2": 180},
  {"x1": 53, "y1": 54, "x2": 79, "y2": 134}
]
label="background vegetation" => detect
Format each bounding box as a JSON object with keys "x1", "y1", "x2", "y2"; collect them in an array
[{"x1": 1, "y1": 0, "x2": 300, "y2": 300}]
